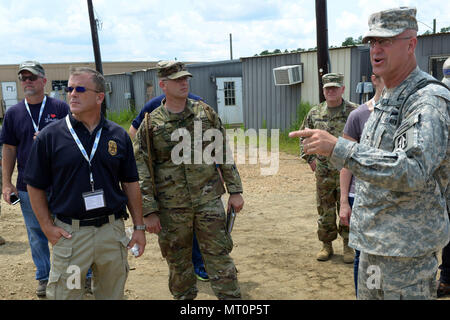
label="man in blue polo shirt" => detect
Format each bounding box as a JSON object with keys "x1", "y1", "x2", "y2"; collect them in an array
[
  {"x1": 25, "y1": 67, "x2": 146, "y2": 300},
  {"x1": 0, "y1": 61, "x2": 69, "y2": 297},
  {"x1": 129, "y1": 92, "x2": 209, "y2": 282}
]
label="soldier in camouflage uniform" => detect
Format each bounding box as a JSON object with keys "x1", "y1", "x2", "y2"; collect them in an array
[
  {"x1": 298, "y1": 73, "x2": 357, "y2": 263},
  {"x1": 135, "y1": 61, "x2": 244, "y2": 300},
  {"x1": 291, "y1": 7, "x2": 450, "y2": 300}
]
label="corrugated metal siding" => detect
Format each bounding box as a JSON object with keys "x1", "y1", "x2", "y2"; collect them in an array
[
  {"x1": 416, "y1": 33, "x2": 450, "y2": 75},
  {"x1": 104, "y1": 61, "x2": 242, "y2": 114},
  {"x1": 241, "y1": 47, "x2": 353, "y2": 131},
  {"x1": 186, "y1": 60, "x2": 242, "y2": 112},
  {"x1": 104, "y1": 74, "x2": 131, "y2": 112},
  {"x1": 242, "y1": 53, "x2": 302, "y2": 131}
]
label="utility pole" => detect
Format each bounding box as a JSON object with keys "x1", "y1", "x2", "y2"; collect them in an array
[
  {"x1": 315, "y1": 0, "x2": 329, "y2": 103},
  {"x1": 87, "y1": 0, "x2": 106, "y2": 116},
  {"x1": 433, "y1": 19, "x2": 436, "y2": 33},
  {"x1": 230, "y1": 33, "x2": 233, "y2": 60}
]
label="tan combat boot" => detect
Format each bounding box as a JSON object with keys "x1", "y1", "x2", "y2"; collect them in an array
[
  {"x1": 343, "y1": 239, "x2": 354, "y2": 264},
  {"x1": 316, "y1": 242, "x2": 333, "y2": 261}
]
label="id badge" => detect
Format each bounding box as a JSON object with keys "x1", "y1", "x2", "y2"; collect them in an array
[{"x1": 82, "y1": 189, "x2": 106, "y2": 211}]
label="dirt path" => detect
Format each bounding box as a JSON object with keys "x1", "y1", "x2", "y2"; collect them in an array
[{"x1": 0, "y1": 152, "x2": 446, "y2": 300}]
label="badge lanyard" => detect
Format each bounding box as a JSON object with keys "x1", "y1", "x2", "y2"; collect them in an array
[
  {"x1": 25, "y1": 96, "x2": 47, "y2": 133},
  {"x1": 65, "y1": 115, "x2": 102, "y2": 191}
]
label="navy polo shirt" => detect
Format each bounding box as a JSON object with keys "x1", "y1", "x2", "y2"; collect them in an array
[
  {"x1": 24, "y1": 113, "x2": 139, "y2": 220},
  {"x1": 0, "y1": 96, "x2": 69, "y2": 191},
  {"x1": 131, "y1": 93, "x2": 203, "y2": 129}
]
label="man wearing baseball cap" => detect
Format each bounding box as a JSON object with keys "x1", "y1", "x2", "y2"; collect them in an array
[
  {"x1": 290, "y1": 7, "x2": 449, "y2": 299},
  {"x1": 135, "y1": 60, "x2": 244, "y2": 299},
  {"x1": 0, "y1": 60, "x2": 69, "y2": 297},
  {"x1": 297, "y1": 72, "x2": 358, "y2": 264}
]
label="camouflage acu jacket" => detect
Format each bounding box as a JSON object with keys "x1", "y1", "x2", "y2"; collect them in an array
[
  {"x1": 331, "y1": 67, "x2": 450, "y2": 257},
  {"x1": 299, "y1": 99, "x2": 357, "y2": 171},
  {"x1": 134, "y1": 99, "x2": 243, "y2": 214}
]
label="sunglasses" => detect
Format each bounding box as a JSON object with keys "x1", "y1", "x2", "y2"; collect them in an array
[
  {"x1": 64, "y1": 86, "x2": 100, "y2": 93},
  {"x1": 18, "y1": 74, "x2": 40, "y2": 82}
]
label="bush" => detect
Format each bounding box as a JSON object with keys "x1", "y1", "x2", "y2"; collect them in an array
[{"x1": 107, "y1": 108, "x2": 138, "y2": 130}]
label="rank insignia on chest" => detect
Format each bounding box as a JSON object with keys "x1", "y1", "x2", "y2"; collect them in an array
[
  {"x1": 394, "y1": 133, "x2": 408, "y2": 150},
  {"x1": 108, "y1": 140, "x2": 118, "y2": 156}
]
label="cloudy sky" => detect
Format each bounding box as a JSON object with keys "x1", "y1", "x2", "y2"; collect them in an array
[{"x1": 1, "y1": 0, "x2": 449, "y2": 64}]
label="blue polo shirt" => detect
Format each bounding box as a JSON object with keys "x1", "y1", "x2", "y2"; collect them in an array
[
  {"x1": 131, "y1": 93, "x2": 203, "y2": 130},
  {"x1": 24, "y1": 113, "x2": 139, "y2": 220},
  {"x1": 0, "y1": 96, "x2": 69, "y2": 191}
]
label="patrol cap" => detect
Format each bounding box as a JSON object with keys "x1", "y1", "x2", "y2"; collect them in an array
[
  {"x1": 443, "y1": 57, "x2": 450, "y2": 86},
  {"x1": 322, "y1": 73, "x2": 344, "y2": 88},
  {"x1": 362, "y1": 7, "x2": 418, "y2": 43},
  {"x1": 18, "y1": 60, "x2": 45, "y2": 76},
  {"x1": 157, "y1": 61, "x2": 192, "y2": 80}
]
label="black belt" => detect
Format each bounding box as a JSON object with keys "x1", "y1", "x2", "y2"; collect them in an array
[{"x1": 56, "y1": 210, "x2": 126, "y2": 228}]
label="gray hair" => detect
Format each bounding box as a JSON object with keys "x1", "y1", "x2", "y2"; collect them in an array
[{"x1": 69, "y1": 67, "x2": 105, "y2": 93}]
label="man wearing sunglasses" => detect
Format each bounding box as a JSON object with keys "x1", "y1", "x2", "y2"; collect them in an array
[
  {"x1": 25, "y1": 67, "x2": 145, "y2": 300},
  {"x1": 290, "y1": 7, "x2": 449, "y2": 299},
  {"x1": 0, "y1": 61, "x2": 69, "y2": 297}
]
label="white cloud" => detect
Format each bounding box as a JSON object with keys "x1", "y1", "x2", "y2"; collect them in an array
[{"x1": 0, "y1": 0, "x2": 448, "y2": 64}]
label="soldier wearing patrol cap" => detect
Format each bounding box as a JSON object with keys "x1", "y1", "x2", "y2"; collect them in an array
[
  {"x1": 298, "y1": 72, "x2": 357, "y2": 263},
  {"x1": 290, "y1": 6, "x2": 450, "y2": 300},
  {"x1": 135, "y1": 60, "x2": 244, "y2": 300}
]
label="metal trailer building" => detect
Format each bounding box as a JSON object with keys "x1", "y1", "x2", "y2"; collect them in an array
[
  {"x1": 104, "y1": 60, "x2": 244, "y2": 125},
  {"x1": 416, "y1": 32, "x2": 450, "y2": 81},
  {"x1": 241, "y1": 46, "x2": 355, "y2": 131}
]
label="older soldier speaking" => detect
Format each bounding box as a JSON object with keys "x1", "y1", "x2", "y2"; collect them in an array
[
  {"x1": 135, "y1": 61, "x2": 244, "y2": 300},
  {"x1": 290, "y1": 7, "x2": 450, "y2": 300}
]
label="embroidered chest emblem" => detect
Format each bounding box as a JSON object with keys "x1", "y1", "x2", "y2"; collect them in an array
[{"x1": 108, "y1": 140, "x2": 117, "y2": 156}]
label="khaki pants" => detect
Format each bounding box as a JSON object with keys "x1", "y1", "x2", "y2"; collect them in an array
[{"x1": 47, "y1": 216, "x2": 130, "y2": 300}]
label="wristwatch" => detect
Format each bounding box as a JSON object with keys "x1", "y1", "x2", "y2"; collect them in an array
[{"x1": 133, "y1": 225, "x2": 146, "y2": 231}]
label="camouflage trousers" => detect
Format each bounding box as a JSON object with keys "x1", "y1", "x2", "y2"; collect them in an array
[
  {"x1": 157, "y1": 197, "x2": 241, "y2": 300},
  {"x1": 315, "y1": 171, "x2": 349, "y2": 242},
  {"x1": 357, "y1": 251, "x2": 438, "y2": 300}
]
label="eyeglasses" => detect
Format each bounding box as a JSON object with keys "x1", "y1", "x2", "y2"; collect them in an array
[
  {"x1": 366, "y1": 37, "x2": 412, "y2": 48},
  {"x1": 64, "y1": 86, "x2": 100, "y2": 93},
  {"x1": 18, "y1": 74, "x2": 40, "y2": 82}
]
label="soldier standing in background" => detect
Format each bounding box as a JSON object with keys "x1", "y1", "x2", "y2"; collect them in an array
[
  {"x1": 298, "y1": 73, "x2": 357, "y2": 263},
  {"x1": 135, "y1": 61, "x2": 244, "y2": 300},
  {"x1": 291, "y1": 7, "x2": 450, "y2": 299}
]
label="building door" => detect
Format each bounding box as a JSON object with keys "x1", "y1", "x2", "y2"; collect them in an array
[
  {"x1": 1, "y1": 82, "x2": 18, "y2": 110},
  {"x1": 216, "y1": 77, "x2": 243, "y2": 125}
]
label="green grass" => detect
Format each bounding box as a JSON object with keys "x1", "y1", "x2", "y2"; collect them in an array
[
  {"x1": 278, "y1": 101, "x2": 313, "y2": 155},
  {"x1": 106, "y1": 100, "x2": 313, "y2": 156},
  {"x1": 106, "y1": 108, "x2": 137, "y2": 131}
]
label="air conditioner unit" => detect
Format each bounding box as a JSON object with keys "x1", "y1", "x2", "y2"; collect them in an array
[{"x1": 273, "y1": 64, "x2": 303, "y2": 86}]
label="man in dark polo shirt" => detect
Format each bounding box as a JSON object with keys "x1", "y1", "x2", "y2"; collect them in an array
[
  {"x1": 24, "y1": 67, "x2": 146, "y2": 300},
  {"x1": 0, "y1": 61, "x2": 69, "y2": 297}
]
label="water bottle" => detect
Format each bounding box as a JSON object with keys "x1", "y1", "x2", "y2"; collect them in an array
[{"x1": 125, "y1": 227, "x2": 140, "y2": 257}]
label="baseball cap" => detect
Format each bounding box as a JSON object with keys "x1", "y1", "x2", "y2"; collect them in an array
[
  {"x1": 362, "y1": 7, "x2": 418, "y2": 43},
  {"x1": 18, "y1": 60, "x2": 45, "y2": 76},
  {"x1": 322, "y1": 73, "x2": 344, "y2": 88},
  {"x1": 157, "y1": 61, "x2": 192, "y2": 80}
]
